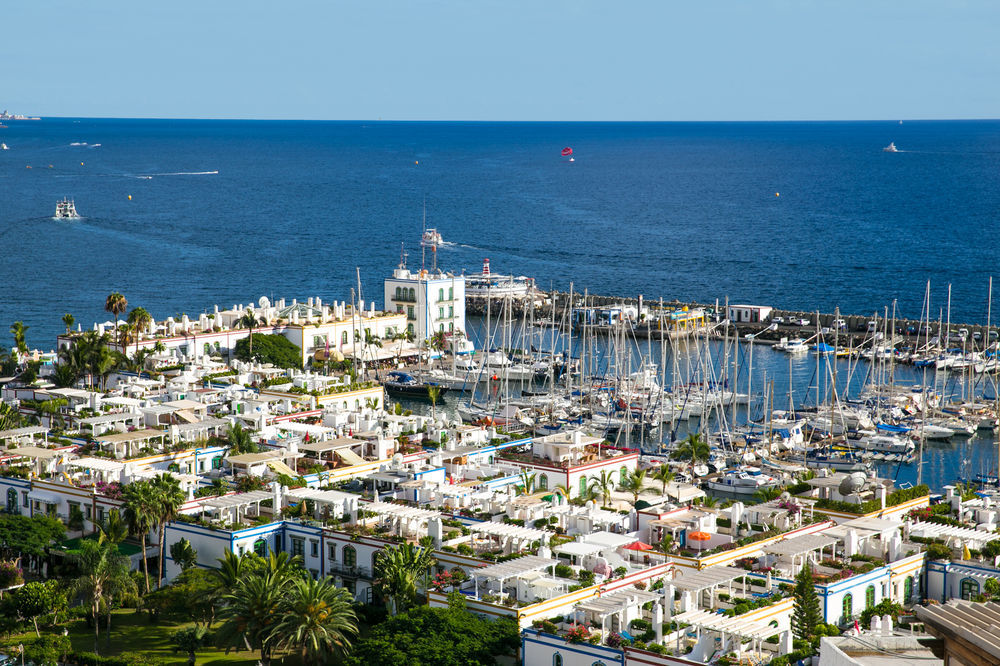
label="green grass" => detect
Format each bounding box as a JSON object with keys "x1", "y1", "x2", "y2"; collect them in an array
[
  {"x1": 60, "y1": 534, "x2": 143, "y2": 557},
  {"x1": 13, "y1": 610, "x2": 303, "y2": 666}
]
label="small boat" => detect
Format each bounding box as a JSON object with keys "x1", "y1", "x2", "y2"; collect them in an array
[
  {"x1": 883, "y1": 142, "x2": 899, "y2": 153},
  {"x1": 55, "y1": 197, "x2": 80, "y2": 219},
  {"x1": 0, "y1": 143, "x2": 8, "y2": 150},
  {"x1": 705, "y1": 467, "x2": 781, "y2": 495},
  {"x1": 775, "y1": 337, "x2": 809, "y2": 354},
  {"x1": 382, "y1": 371, "x2": 450, "y2": 399},
  {"x1": 420, "y1": 228, "x2": 444, "y2": 247}
]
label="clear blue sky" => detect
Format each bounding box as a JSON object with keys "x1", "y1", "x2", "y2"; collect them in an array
[{"x1": 4, "y1": 0, "x2": 998, "y2": 120}]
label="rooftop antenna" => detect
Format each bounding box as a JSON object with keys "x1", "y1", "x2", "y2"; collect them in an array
[{"x1": 399, "y1": 243, "x2": 408, "y2": 270}]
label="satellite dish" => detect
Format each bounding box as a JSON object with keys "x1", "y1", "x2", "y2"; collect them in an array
[
  {"x1": 258, "y1": 296, "x2": 271, "y2": 309},
  {"x1": 839, "y1": 472, "x2": 868, "y2": 496}
]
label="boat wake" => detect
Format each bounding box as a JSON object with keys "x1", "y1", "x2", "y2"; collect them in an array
[
  {"x1": 134, "y1": 170, "x2": 219, "y2": 178},
  {"x1": 69, "y1": 142, "x2": 101, "y2": 148}
]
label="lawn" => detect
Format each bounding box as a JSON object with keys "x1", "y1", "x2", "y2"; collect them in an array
[{"x1": 12, "y1": 610, "x2": 303, "y2": 666}]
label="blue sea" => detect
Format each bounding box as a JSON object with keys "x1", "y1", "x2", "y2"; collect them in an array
[{"x1": 3, "y1": 118, "x2": 1000, "y2": 490}]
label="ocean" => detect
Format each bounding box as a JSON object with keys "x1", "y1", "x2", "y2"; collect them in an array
[{"x1": 3, "y1": 118, "x2": 1000, "y2": 491}]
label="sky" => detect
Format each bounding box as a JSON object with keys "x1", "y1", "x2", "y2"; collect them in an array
[{"x1": 3, "y1": 0, "x2": 998, "y2": 121}]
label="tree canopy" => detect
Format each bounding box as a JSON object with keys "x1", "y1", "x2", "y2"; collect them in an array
[
  {"x1": 233, "y1": 333, "x2": 302, "y2": 369},
  {"x1": 343, "y1": 605, "x2": 518, "y2": 666},
  {"x1": 0, "y1": 513, "x2": 66, "y2": 563}
]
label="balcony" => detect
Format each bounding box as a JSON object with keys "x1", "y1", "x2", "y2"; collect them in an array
[{"x1": 327, "y1": 561, "x2": 373, "y2": 579}]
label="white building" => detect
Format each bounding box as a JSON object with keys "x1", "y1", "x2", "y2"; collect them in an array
[{"x1": 383, "y1": 263, "x2": 466, "y2": 342}]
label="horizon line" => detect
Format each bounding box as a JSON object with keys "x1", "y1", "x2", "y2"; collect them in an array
[{"x1": 16, "y1": 115, "x2": 1000, "y2": 123}]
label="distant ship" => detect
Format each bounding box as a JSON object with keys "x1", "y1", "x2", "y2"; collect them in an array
[
  {"x1": 420, "y1": 228, "x2": 444, "y2": 248},
  {"x1": 0, "y1": 143, "x2": 8, "y2": 151},
  {"x1": 55, "y1": 197, "x2": 80, "y2": 219},
  {"x1": 883, "y1": 142, "x2": 899, "y2": 153}
]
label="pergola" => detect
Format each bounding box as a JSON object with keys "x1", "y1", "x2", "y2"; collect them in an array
[
  {"x1": 671, "y1": 566, "x2": 748, "y2": 610},
  {"x1": 94, "y1": 429, "x2": 165, "y2": 458},
  {"x1": 576, "y1": 587, "x2": 663, "y2": 637},
  {"x1": 200, "y1": 490, "x2": 273, "y2": 525},
  {"x1": 361, "y1": 501, "x2": 441, "y2": 539},
  {"x1": 285, "y1": 487, "x2": 357, "y2": 520},
  {"x1": 5, "y1": 446, "x2": 63, "y2": 475},
  {"x1": 910, "y1": 521, "x2": 1000, "y2": 550},
  {"x1": 297, "y1": 437, "x2": 366, "y2": 465},
  {"x1": 276, "y1": 422, "x2": 337, "y2": 441},
  {"x1": 668, "y1": 607, "x2": 784, "y2": 660},
  {"x1": 762, "y1": 533, "x2": 838, "y2": 577},
  {"x1": 470, "y1": 521, "x2": 549, "y2": 555},
  {"x1": 173, "y1": 418, "x2": 229, "y2": 443},
  {"x1": 554, "y1": 540, "x2": 603, "y2": 565},
  {"x1": 471, "y1": 555, "x2": 558, "y2": 600},
  {"x1": 80, "y1": 412, "x2": 143, "y2": 436},
  {"x1": 65, "y1": 457, "x2": 125, "y2": 484},
  {"x1": 582, "y1": 530, "x2": 638, "y2": 550},
  {"x1": 0, "y1": 426, "x2": 48, "y2": 447}
]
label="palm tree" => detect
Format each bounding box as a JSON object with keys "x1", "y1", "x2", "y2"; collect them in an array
[
  {"x1": 150, "y1": 474, "x2": 185, "y2": 588},
  {"x1": 226, "y1": 421, "x2": 256, "y2": 454},
  {"x1": 97, "y1": 509, "x2": 129, "y2": 546},
  {"x1": 620, "y1": 468, "x2": 655, "y2": 505},
  {"x1": 72, "y1": 539, "x2": 135, "y2": 655},
  {"x1": 62, "y1": 313, "x2": 75, "y2": 335},
  {"x1": 427, "y1": 384, "x2": 441, "y2": 421},
  {"x1": 170, "y1": 538, "x2": 198, "y2": 571},
  {"x1": 122, "y1": 483, "x2": 156, "y2": 592},
  {"x1": 105, "y1": 292, "x2": 128, "y2": 335},
  {"x1": 116, "y1": 322, "x2": 135, "y2": 351},
  {"x1": 518, "y1": 469, "x2": 537, "y2": 495},
  {"x1": 9, "y1": 321, "x2": 28, "y2": 361},
  {"x1": 373, "y1": 543, "x2": 436, "y2": 616},
  {"x1": 238, "y1": 308, "x2": 264, "y2": 358},
  {"x1": 171, "y1": 626, "x2": 208, "y2": 666},
  {"x1": 651, "y1": 465, "x2": 676, "y2": 495},
  {"x1": 126, "y1": 306, "x2": 152, "y2": 356},
  {"x1": 588, "y1": 469, "x2": 617, "y2": 508},
  {"x1": 272, "y1": 577, "x2": 358, "y2": 663},
  {"x1": 673, "y1": 433, "x2": 710, "y2": 477},
  {"x1": 754, "y1": 486, "x2": 783, "y2": 504}
]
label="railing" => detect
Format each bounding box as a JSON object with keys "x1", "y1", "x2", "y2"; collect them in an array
[{"x1": 327, "y1": 562, "x2": 373, "y2": 579}]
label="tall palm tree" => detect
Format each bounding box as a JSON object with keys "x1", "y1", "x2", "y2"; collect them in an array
[
  {"x1": 9, "y1": 321, "x2": 28, "y2": 360},
  {"x1": 116, "y1": 322, "x2": 135, "y2": 351},
  {"x1": 105, "y1": 292, "x2": 128, "y2": 335},
  {"x1": 126, "y1": 306, "x2": 152, "y2": 356},
  {"x1": 427, "y1": 384, "x2": 441, "y2": 420},
  {"x1": 72, "y1": 539, "x2": 135, "y2": 655},
  {"x1": 122, "y1": 482, "x2": 156, "y2": 592},
  {"x1": 272, "y1": 577, "x2": 358, "y2": 663},
  {"x1": 588, "y1": 469, "x2": 616, "y2": 508},
  {"x1": 239, "y1": 308, "x2": 264, "y2": 358},
  {"x1": 373, "y1": 543, "x2": 436, "y2": 616},
  {"x1": 673, "y1": 433, "x2": 711, "y2": 477},
  {"x1": 151, "y1": 473, "x2": 185, "y2": 588},
  {"x1": 620, "y1": 468, "x2": 656, "y2": 505},
  {"x1": 651, "y1": 465, "x2": 676, "y2": 495},
  {"x1": 62, "y1": 313, "x2": 75, "y2": 335}
]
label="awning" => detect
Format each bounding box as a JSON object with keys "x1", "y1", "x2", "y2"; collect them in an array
[
  {"x1": 335, "y1": 448, "x2": 365, "y2": 466},
  {"x1": 266, "y1": 460, "x2": 299, "y2": 477}
]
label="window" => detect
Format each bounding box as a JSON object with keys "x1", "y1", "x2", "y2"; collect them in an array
[
  {"x1": 553, "y1": 654, "x2": 563, "y2": 666},
  {"x1": 310, "y1": 540, "x2": 319, "y2": 558},
  {"x1": 21, "y1": 491, "x2": 28, "y2": 508},
  {"x1": 961, "y1": 577, "x2": 980, "y2": 601},
  {"x1": 343, "y1": 545, "x2": 357, "y2": 568},
  {"x1": 438, "y1": 307, "x2": 444, "y2": 319},
  {"x1": 313, "y1": 335, "x2": 326, "y2": 349},
  {"x1": 212, "y1": 456, "x2": 223, "y2": 470},
  {"x1": 438, "y1": 288, "x2": 444, "y2": 301},
  {"x1": 309, "y1": 568, "x2": 319, "y2": 580},
  {"x1": 6, "y1": 488, "x2": 17, "y2": 513},
  {"x1": 291, "y1": 538, "x2": 306, "y2": 557},
  {"x1": 904, "y1": 576, "x2": 913, "y2": 603},
  {"x1": 328, "y1": 543, "x2": 337, "y2": 562},
  {"x1": 409, "y1": 288, "x2": 415, "y2": 301},
  {"x1": 538, "y1": 474, "x2": 548, "y2": 491},
  {"x1": 341, "y1": 331, "x2": 348, "y2": 345},
  {"x1": 97, "y1": 507, "x2": 105, "y2": 524},
  {"x1": 449, "y1": 322, "x2": 454, "y2": 332},
  {"x1": 407, "y1": 323, "x2": 414, "y2": 334},
  {"x1": 344, "y1": 579, "x2": 356, "y2": 596},
  {"x1": 254, "y1": 539, "x2": 267, "y2": 556},
  {"x1": 579, "y1": 476, "x2": 588, "y2": 497},
  {"x1": 448, "y1": 305, "x2": 454, "y2": 318},
  {"x1": 865, "y1": 585, "x2": 876, "y2": 609},
  {"x1": 439, "y1": 323, "x2": 445, "y2": 333},
  {"x1": 449, "y1": 286, "x2": 453, "y2": 300},
  {"x1": 407, "y1": 306, "x2": 415, "y2": 320},
  {"x1": 842, "y1": 593, "x2": 853, "y2": 623},
  {"x1": 395, "y1": 287, "x2": 402, "y2": 300}
]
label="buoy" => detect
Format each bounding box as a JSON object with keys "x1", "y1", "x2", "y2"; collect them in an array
[
  {"x1": 414, "y1": 160, "x2": 419, "y2": 165},
  {"x1": 48, "y1": 165, "x2": 53, "y2": 169},
  {"x1": 80, "y1": 162, "x2": 84, "y2": 166},
  {"x1": 775, "y1": 192, "x2": 780, "y2": 197},
  {"x1": 128, "y1": 195, "x2": 132, "y2": 200},
  {"x1": 25, "y1": 165, "x2": 31, "y2": 169}
]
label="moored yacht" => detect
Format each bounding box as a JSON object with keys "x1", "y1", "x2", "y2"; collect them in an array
[{"x1": 706, "y1": 467, "x2": 781, "y2": 495}]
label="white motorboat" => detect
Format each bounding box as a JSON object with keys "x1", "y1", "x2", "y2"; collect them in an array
[
  {"x1": 775, "y1": 337, "x2": 809, "y2": 354},
  {"x1": 706, "y1": 468, "x2": 781, "y2": 495},
  {"x1": 55, "y1": 197, "x2": 79, "y2": 219},
  {"x1": 0, "y1": 143, "x2": 8, "y2": 150},
  {"x1": 420, "y1": 227, "x2": 443, "y2": 247},
  {"x1": 883, "y1": 142, "x2": 899, "y2": 153}
]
